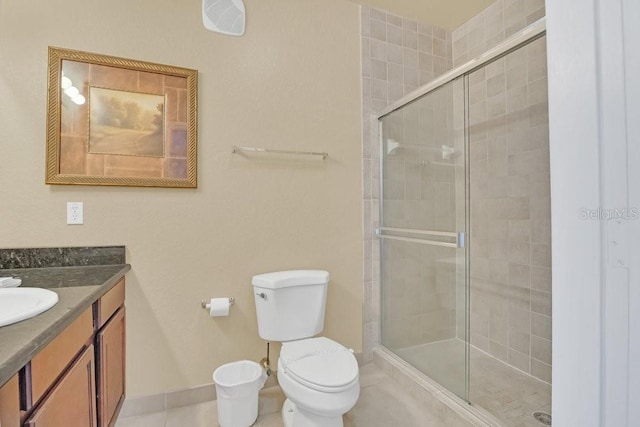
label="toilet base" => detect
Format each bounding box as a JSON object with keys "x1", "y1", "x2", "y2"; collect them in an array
[{"x1": 281, "y1": 398, "x2": 344, "y2": 427}]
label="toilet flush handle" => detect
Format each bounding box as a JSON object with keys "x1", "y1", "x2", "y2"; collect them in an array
[{"x1": 256, "y1": 292, "x2": 267, "y2": 299}]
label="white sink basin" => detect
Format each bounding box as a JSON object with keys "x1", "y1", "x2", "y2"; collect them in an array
[{"x1": 0, "y1": 288, "x2": 59, "y2": 327}]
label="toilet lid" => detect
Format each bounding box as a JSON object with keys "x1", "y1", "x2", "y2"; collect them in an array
[{"x1": 280, "y1": 337, "x2": 359, "y2": 391}]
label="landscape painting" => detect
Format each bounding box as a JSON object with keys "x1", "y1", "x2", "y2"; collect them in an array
[
  {"x1": 47, "y1": 47, "x2": 198, "y2": 187},
  {"x1": 89, "y1": 87, "x2": 165, "y2": 157}
]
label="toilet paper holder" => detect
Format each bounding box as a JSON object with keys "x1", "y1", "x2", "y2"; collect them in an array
[{"x1": 201, "y1": 297, "x2": 235, "y2": 309}]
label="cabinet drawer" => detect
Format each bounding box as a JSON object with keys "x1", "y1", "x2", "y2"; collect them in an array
[
  {"x1": 0, "y1": 374, "x2": 20, "y2": 427},
  {"x1": 30, "y1": 307, "x2": 93, "y2": 405},
  {"x1": 97, "y1": 278, "x2": 125, "y2": 328},
  {"x1": 25, "y1": 345, "x2": 97, "y2": 427}
]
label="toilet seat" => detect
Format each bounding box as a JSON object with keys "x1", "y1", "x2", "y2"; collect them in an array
[{"x1": 280, "y1": 337, "x2": 359, "y2": 393}]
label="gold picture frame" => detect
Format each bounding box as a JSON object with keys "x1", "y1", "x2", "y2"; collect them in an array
[{"x1": 46, "y1": 47, "x2": 198, "y2": 188}]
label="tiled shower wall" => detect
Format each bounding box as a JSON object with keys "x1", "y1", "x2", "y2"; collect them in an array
[
  {"x1": 452, "y1": 0, "x2": 546, "y2": 66},
  {"x1": 362, "y1": 0, "x2": 551, "y2": 384},
  {"x1": 361, "y1": 5, "x2": 453, "y2": 362},
  {"x1": 453, "y1": 0, "x2": 551, "y2": 383}
]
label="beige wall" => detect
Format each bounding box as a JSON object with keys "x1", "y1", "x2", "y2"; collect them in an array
[{"x1": 0, "y1": 0, "x2": 363, "y2": 396}]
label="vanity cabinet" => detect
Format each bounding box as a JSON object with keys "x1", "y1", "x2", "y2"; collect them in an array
[
  {"x1": 29, "y1": 308, "x2": 93, "y2": 406},
  {"x1": 16, "y1": 277, "x2": 126, "y2": 427},
  {"x1": 95, "y1": 279, "x2": 126, "y2": 427},
  {"x1": 0, "y1": 375, "x2": 20, "y2": 427},
  {"x1": 24, "y1": 346, "x2": 97, "y2": 427}
]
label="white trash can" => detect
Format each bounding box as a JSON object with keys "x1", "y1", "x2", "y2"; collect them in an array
[{"x1": 213, "y1": 360, "x2": 268, "y2": 427}]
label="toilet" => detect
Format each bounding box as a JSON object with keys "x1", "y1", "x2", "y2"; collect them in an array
[{"x1": 252, "y1": 270, "x2": 359, "y2": 427}]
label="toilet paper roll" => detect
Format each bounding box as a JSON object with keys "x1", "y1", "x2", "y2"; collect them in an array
[{"x1": 208, "y1": 298, "x2": 230, "y2": 317}]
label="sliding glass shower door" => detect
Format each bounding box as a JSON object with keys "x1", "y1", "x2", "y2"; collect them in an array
[{"x1": 379, "y1": 77, "x2": 469, "y2": 400}]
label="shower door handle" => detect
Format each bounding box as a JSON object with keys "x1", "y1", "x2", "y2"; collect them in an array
[
  {"x1": 375, "y1": 227, "x2": 465, "y2": 249},
  {"x1": 457, "y1": 232, "x2": 465, "y2": 249}
]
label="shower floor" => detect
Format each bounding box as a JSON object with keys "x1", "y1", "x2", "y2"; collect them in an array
[{"x1": 396, "y1": 339, "x2": 551, "y2": 426}]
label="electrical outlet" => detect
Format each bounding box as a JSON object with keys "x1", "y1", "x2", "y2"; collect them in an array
[{"x1": 67, "y1": 202, "x2": 84, "y2": 225}]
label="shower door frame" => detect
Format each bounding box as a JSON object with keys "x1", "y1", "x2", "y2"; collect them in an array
[{"x1": 376, "y1": 17, "x2": 548, "y2": 404}]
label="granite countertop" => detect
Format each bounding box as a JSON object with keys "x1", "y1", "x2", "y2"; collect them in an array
[{"x1": 0, "y1": 264, "x2": 131, "y2": 387}]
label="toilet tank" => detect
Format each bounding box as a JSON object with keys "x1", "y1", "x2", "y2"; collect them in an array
[{"x1": 252, "y1": 270, "x2": 329, "y2": 342}]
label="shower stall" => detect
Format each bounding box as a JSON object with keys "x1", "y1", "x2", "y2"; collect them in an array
[{"x1": 376, "y1": 19, "x2": 552, "y2": 426}]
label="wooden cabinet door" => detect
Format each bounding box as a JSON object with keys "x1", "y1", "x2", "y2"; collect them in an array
[
  {"x1": 30, "y1": 308, "x2": 94, "y2": 407},
  {"x1": 96, "y1": 307, "x2": 125, "y2": 427},
  {"x1": 25, "y1": 345, "x2": 97, "y2": 427},
  {"x1": 0, "y1": 374, "x2": 20, "y2": 427}
]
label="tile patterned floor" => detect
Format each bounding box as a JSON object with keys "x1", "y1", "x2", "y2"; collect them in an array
[{"x1": 115, "y1": 364, "x2": 459, "y2": 427}]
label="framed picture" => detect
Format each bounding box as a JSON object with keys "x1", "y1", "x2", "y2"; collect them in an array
[{"x1": 45, "y1": 47, "x2": 198, "y2": 188}]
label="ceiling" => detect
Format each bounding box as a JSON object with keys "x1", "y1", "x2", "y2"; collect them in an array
[{"x1": 349, "y1": 0, "x2": 496, "y2": 30}]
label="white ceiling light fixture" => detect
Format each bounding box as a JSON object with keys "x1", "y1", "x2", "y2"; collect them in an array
[{"x1": 202, "y1": 0, "x2": 246, "y2": 37}]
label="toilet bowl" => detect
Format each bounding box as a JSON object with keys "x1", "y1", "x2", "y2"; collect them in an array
[
  {"x1": 277, "y1": 337, "x2": 360, "y2": 427},
  {"x1": 251, "y1": 270, "x2": 361, "y2": 427}
]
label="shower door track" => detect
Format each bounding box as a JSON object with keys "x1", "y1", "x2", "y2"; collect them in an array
[{"x1": 377, "y1": 17, "x2": 546, "y2": 120}]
